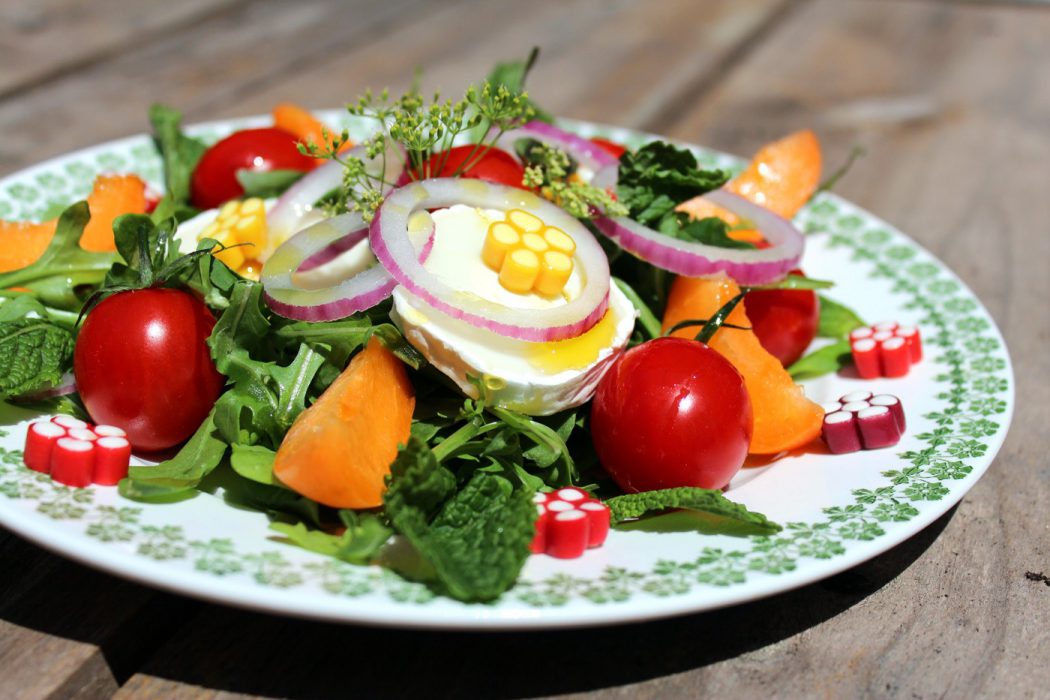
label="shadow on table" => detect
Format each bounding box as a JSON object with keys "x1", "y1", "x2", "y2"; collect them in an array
[{"x1": 110, "y1": 505, "x2": 956, "y2": 699}]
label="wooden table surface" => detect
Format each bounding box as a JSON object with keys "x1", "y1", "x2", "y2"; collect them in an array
[{"x1": 2, "y1": 0, "x2": 1048, "y2": 697}]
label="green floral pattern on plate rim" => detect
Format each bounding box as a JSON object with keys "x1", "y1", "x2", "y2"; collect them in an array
[{"x1": 0, "y1": 115, "x2": 1012, "y2": 628}]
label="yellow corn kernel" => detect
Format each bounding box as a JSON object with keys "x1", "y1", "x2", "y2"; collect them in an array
[
  {"x1": 234, "y1": 214, "x2": 266, "y2": 249},
  {"x1": 499, "y1": 249, "x2": 540, "y2": 293},
  {"x1": 240, "y1": 198, "x2": 264, "y2": 215},
  {"x1": 535, "y1": 251, "x2": 574, "y2": 296},
  {"x1": 507, "y1": 209, "x2": 543, "y2": 234},
  {"x1": 521, "y1": 232, "x2": 549, "y2": 254},
  {"x1": 542, "y1": 226, "x2": 576, "y2": 256},
  {"x1": 482, "y1": 222, "x2": 521, "y2": 270},
  {"x1": 217, "y1": 200, "x2": 240, "y2": 222}
]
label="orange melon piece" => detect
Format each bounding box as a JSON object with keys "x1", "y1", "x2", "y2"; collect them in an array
[
  {"x1": 273, "y1": 338, "x2": 415, "y2": 509},
  {"x1": 677, "y1": 129, "x2": 822, "y2": 237},
  {"x1": 81, "y1": 174, "x2": 148, "y2": 252},
  {"x1": 0, "y1": 220, "x2": 56, "y2": 273},
  {"x1": 662, "y1": 275, "x2": 824, "y2": 455}
]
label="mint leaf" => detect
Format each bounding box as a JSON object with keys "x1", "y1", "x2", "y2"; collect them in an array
[
  {"x1": 788, "y1": 338, "x2": 852, "y2": 380},
  {"x1": 817, "y1": 294, "x2": 866, "y2": 338},
  {"x1": 605, "y1": 487, "x2": 781, "y2": 535},
  {"x1": 236, "y1": 168, "x2": 304, "y2": 199},
  {"x1": 271, "y1": 513, "x2": 391, "y2": 565},
  {"x1": 0, "y1": 312, "x2": 74, "y2": 400},
  {"x1": 150, "y1": 103, "x2": 206, "y2": 206},
  {"x1": 384, "y1": 436, "x2": 536, "y2": 602},
  {"x1": 617, "y1": 141, "x2": 729, "y2": 226}
]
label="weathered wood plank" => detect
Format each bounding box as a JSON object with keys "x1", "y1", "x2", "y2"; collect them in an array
[
  {"x1": 0, "y1": 0, "x2": 246, "y2": 98},
  {"x1": 0, "y1": 532, "x2": 196, "y2": 700},
  {"x1": 654, "y1": 0, "x2": 1050, "y2": 697},
  {"x1": 0, "y1": 0, "x2": 789, "y2": 178}
]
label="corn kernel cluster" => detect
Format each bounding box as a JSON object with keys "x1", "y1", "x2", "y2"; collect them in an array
[
  {"x1": 482, "y1": 209, "x2": 576, "y2": 296},
  {"x1": 198, "y1": 198, "x2": 267, "y2": 273}
]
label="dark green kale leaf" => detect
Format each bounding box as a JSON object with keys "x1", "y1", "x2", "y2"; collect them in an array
[
  {"x1": 617, "y1": 141, "x2": 729, "y2": 226},
  {"x1": 605, "y1": 486, "x2": 782, "y2": 535},
  {"x1": 384, "y1": 436, "x2": 536, "y2": 602}
]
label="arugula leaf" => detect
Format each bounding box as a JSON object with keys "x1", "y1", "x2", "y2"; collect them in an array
[
  {"x1": 0, "y1": 203, "x2": 116, "y2": 310},
  {"x1": 229, "y1": 443, "x2": 278, "y2": 486},
  {"x1": 617, "y1": 141, "x2": 729, "y2": 226},
  {"x1": 605, "y1": 487, "x2": 781, "y2": 535},
  {"x1": 383, "y1": 436, "x2": 536, "y2": 602},
  {"x1": 0, "y1": 303, "x2": 74, "y2": 401},
  {"x1": 236, "y1": 169, "x2": 304, "y2": 199},
  {"x1": 120, "y1": 409, "x2": 226, "y2": 501},
  {"x1": 788, "y1": 339, "x2": 852, "y2": 380},
  {"x1": 270, "y1": 512, "x2": 392, "y2": 565},
  {"x1": 816, "y1": 294, "x2": 866, "y2": 338},
  {"x1": 660, "y1": 213, "x2": 755, "y2": 250},
  {"x1": 150, "y1": 103, "x2": 206, "y2": 206}
]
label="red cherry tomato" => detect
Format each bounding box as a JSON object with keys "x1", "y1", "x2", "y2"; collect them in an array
[
  {"x1": 591, "y1": 137, "x2": 627, "y2": 159},
  {"x1": 590, "y1": 337, "x2": 753, "y2": 492},
  {"x1": 74, "y1": 289, "x2": 225, "y2": 452},
  {"x1": 190, "y1": 127, "x2": 316, "y2": 210},
  {"x1": 745, "y1": 274, "x2": 819, "y2": 367},
  {"x1": 416, "y1": 145, "x2": 526, "y2": 188}
]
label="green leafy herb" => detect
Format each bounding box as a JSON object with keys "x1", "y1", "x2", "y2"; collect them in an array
[
  {"x1": 229, "y1": 443, "x2": 278, "y2": 486},
  {"x1": 120, "y1": 409, "x2": 226, "y2": 502},
  {"x1": 788, "y1": 339, "x2": 853, "y2": 380},
  {"x1": 613, "y1": 277, "x2": 661, "y2": 341},
  {"x1": 617, "y1": 141, "x2": 729, "y2": 226},
  {"x1": 813, "y1": 145, "x2": 864, "y2": 200},
  {"x1": 816, "y1": 294, "x2": 866, "y2": 338},
  {"x1": 605, "y1": 487, "x2": 781, "y2": 535},
  {"x1": 383, "y1": 436, "x2": 536, "y2": 602},
  {"x1": 0, "y1": 299, "x2": 74, "y2": 401},
  {"x1": 484, "y1": 47, "x2": 552, "y2": 123},
  {"x1": 518, "y1": 139, "x2": 626, "y2": 219},
  {"x1": 0, "y1": 203, "x2": 117, "y2": 311},
  {"x1": 236, "y1": 169, "x2": 304, "y2": 199},
  {"x1": 674, "y1": 214, "x2": 755, "y2": 249},
  {"x1": 271, "y1": 512, "x2": 392, "y2": 565},
  {"x1": 749, "y1": 274, "x2": 835, "y2": 292},
  {"x1": 149, "y1": 103, "x2": 207, "y2": 208}
]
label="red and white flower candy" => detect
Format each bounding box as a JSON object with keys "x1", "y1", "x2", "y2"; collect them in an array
[
  {"x1": 531, "y1": 487, "x2": 611, "y2": 559},
  {"x1": 849, "y1": 322, "x2": 922, "y2": 379},
  {"x1": 821, "y1": 391, "x2": 906, "y2": 454},
  {"x1": 23, "y1": 418, "x2": 132, "y2": 487}
]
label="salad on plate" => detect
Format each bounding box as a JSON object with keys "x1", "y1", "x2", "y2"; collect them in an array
[{"x1": 0, "y1": 51, "x2": 909, "y2": 604}]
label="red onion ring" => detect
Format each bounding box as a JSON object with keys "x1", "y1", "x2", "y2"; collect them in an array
[
  {"x1": 593, "y1": 189, "x2": 804, "y2": 285},
  {"x1": 370, "y1": 178, "x2": 610, "y2": 342},
  {"x1": 262, "y1": 211, "x2": 434, "y2": 322},
  {"x1": 495, "y1": 121, "x2": 618, "y2": 173},
  {"x1": 265, "y1": 142, "x2": 404, "y2": 255}
]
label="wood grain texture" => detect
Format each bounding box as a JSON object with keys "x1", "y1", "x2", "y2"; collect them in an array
[
  {"x1": 0, "y1": 0, "x2": 247, "y2": 98},
  {"x1": 660, "y1": 0, "x2": 1050, "y2": 696},
  {"x1": 1, "y1": 0, "x2": 1047, "y2": 697}
]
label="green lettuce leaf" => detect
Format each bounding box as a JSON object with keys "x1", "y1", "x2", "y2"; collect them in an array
[
  {"x1": 788, "y1": 339, "x2": 852, "y2": 380},
  {"x1": 817, "y1": 294, "x2": 866, "y2": 338},
  {"x1": 270, "y1": 512, "x2": 392, "y2": 566},
  {"x1": 120, "y1": 409, "x2": 226, "y2": 502},
  {"x1": 150, "y1": 103, "x2": 207, "y2": 207}
]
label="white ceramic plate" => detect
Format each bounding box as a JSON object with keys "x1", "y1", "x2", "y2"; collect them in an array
[{"x1": 0, "y1": 115, "x2": 1013, "y2": 629}]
